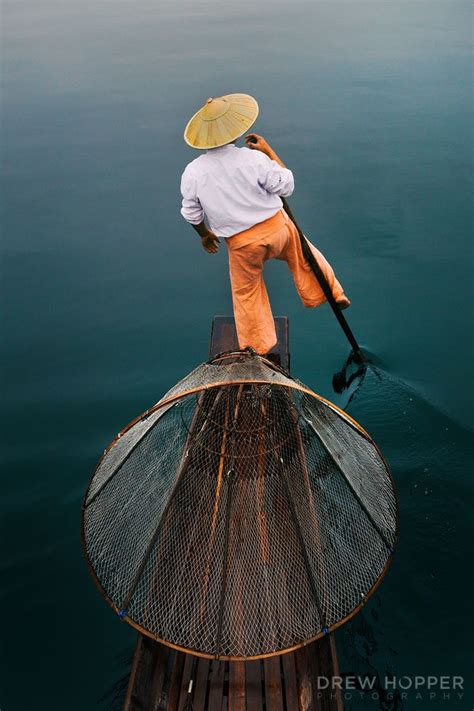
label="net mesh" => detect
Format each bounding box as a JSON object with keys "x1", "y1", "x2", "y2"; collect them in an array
[{"x1": 82, "y1": 353, "x2": 398, "y2": 660}]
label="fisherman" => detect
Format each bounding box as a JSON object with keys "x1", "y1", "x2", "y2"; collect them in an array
[{"x1": 180, "y1": 93, "x2": 350, "y2": 355}]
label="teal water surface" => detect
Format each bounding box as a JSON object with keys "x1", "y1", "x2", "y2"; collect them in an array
[{"x1": 1, "y1": 2, "x2": 473, "y2": 709}]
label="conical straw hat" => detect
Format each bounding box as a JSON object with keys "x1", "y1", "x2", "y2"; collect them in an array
[{"x1": 184, "y1": 93, "x2": 259, "y2": 150}]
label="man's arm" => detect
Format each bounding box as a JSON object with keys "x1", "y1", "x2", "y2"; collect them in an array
[
  {"x1": 245, "y1": 133, "x2": 294, "y2": 197},
  {"x1": 180, "y1": 168, "x2": 220, "y2": 253},
  {"x1": 245, "y1": 133, "x2": 287, "y2": 168}
]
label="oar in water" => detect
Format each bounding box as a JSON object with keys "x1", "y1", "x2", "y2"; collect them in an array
[{"x1": 280, "y1": 196, "x2": 365, "y2": 367}]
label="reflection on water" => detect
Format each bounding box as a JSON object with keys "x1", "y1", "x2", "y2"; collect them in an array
[{"x1": 337, "y1": 365, "x2": 473, "y2": 709}]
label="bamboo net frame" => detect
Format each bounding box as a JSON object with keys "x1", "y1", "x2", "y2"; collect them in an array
[{"x1": 82, "y1": 352, "x2": 398, "y2": 660}]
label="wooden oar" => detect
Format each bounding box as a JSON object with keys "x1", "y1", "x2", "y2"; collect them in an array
[{"x1": 280, "y1": 196, "x2": 364, "y2": 364}]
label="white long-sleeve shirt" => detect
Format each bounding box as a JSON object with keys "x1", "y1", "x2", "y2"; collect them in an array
[{"x1": 180, "y1": 143, "x2": 294, "y2": 238}]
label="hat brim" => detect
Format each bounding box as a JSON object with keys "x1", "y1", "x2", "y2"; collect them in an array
[{"x1": 184, "y1": 94, "x2": 259, "y2": 150}]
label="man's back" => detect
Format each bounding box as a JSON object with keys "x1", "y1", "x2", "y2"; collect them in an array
[{"x1": 180, "y1": 143, "x2": 294, "y2": 238}]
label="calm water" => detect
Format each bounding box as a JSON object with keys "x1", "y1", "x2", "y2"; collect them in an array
[{"x1": 1, "y1": 2, "x2": 472, "y2": 709}]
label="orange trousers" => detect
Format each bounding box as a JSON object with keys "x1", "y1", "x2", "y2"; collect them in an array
[{"x1": 225, "y1": 209, "x2": 346, "y2": 355}]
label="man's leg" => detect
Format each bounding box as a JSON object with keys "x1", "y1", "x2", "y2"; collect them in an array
[
  {"x1": 280, "y1": 216, "x2": 348, "y2": 307},
  {"x1": 226, "y1": 240, "x2": 278, "y2": 355}
]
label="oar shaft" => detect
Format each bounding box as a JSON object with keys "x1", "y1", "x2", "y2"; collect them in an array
[{"x1": 281, "y1": 197, "x2": 364, "y2": 363}]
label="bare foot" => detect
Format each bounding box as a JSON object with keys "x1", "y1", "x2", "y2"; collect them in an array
[{"x1": 336, "y1": 296, "x2": 351, "y2": 310}]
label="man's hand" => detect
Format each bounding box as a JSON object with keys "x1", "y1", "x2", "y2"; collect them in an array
[
  {"x1": 201, "y1": 231, "x2": 220, "y2": 254},
  {"x1": 245, "y1": 133, "x2": 286, "y2": 168},
  {"x1": 245, "y1": 133, "x2": 271, "y2": 154},
  {"x1": 190, "y1": 221, "x2": 221, "y2": 252}
]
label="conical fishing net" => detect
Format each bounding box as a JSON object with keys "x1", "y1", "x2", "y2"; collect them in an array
[{"x1": 82, "y1": 352, "x2": 398, "y2": 660}]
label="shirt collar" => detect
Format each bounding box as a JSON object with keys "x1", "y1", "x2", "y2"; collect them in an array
[{"x1": 206, "y1": 143, "x2": 236, "y2": 154}]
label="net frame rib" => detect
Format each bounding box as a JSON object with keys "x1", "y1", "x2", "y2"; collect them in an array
[
  {"x1": 277, "y1": 452, "x2": 326, "y2": 630},
  {"x1": 120, "y1": 393, "x2": 208, "y2": 612},
  {"x1": 85, "y1": 401, "x2": 177, "y2": 508},
  {"x1": 301, "y1": 413, "x2": 395, "y2": 553}
]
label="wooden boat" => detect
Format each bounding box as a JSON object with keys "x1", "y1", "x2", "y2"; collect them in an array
[{"x1": 82, "y1": 316, "x2": 398, "y2": 709}]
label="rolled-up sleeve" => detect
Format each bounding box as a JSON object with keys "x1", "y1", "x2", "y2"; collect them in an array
[
  {"x1": 180, "y1": 167, "x2": 204, "y2": 224},
  {"x1": 258, "y1": 157, "x2": 294, "y2": 197}
]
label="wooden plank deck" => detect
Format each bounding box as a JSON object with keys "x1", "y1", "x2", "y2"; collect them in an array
[
  {"x1": 123, "y1": 635, "x2": 343, "y2": 711},
  {"x1": 123, "y1": 317, "x2": 343, "y2": 711}
]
